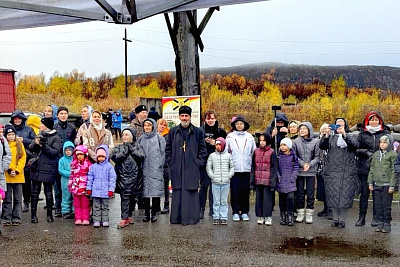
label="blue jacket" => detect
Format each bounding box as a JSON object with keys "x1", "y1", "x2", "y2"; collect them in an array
[
  {"x1": 58, "y1": 141, "x2": 75, "y2": 180},
  {"x1": 112, "y1": 111, "x2": 123, "y2": 129},
  {"x1": 86, "y1": 145, "x2": 117, "y2": 198}
]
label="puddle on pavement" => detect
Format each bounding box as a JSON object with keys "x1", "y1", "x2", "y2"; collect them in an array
[{"x1": 277, "y1": 236, "x2": 392, "y2": 259}]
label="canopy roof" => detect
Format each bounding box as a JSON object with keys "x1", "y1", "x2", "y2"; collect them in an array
[{"x1": 0, "y1": 0, "x2": 267, "y2": 30}]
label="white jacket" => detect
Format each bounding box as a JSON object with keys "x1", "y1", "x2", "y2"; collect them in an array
[
  {"x1": 226, "y1": 131, "x2": 256, "y2": 172},
  {"x1": 206, "y1": 150, "x2": 235, "y2": 184}
]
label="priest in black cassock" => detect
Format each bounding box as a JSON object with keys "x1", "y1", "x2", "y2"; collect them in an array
[{"x1": 166, "y1": 105, "x2": 207, "y2": 225}]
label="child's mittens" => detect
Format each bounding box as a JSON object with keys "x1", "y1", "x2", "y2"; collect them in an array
[
  {"x1": 86, "y1": 190, "x2": 92, "y2": 196},
  {"x1": 389, "y1": 187, "x2": 394, "y2": 193},
  {"x1": 108, "y1": 191, "x2": 114, "y2": 197}
]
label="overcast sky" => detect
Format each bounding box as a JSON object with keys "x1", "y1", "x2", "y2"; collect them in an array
[{"x1": 0, "y1": 0, "x2": 399, "y2": 79}]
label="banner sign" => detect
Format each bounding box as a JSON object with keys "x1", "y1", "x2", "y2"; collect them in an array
[{"x1": 162, "y1": 95, "x2": 201, "y2": 128}]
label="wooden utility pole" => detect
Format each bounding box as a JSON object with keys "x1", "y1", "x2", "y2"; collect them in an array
[
  {"x1": 165, "y1": 8, "x2": 218, "y2": 96},
  {"x1": 123, "y1": 28, "x2": 132, "y2": 98}
]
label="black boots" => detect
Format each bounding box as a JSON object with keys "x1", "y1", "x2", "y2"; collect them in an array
[
  {"x1": 287, "y1": 212, "x2": 294, "y2": 226},
  {"x1": 280, "y1": 212, "x2": 287, "y2": 225},
  {"x1": 151, "y1": 211, "x2": 157, "y2": 222},
  {"x1": 355, "y1": 213, "x2": 366, "y2": 226},
  {"x1": 31, "y1": 195, "x2": 38, "y2": 223},
  {"x1": 161, "y1": 201, "x2": 170, "y2": 214},
  {"x1": 47, "y1": 207, "x2": 54, "y2": 223},
  {"x1": 22, "y1": 203, "x2": 29, "y2": 213},
  {"x1": 199, "y1": 208, "x2": 205, "y2": 220}
]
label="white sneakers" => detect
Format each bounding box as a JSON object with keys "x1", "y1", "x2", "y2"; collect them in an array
[
  {"x1": 295, "y1": 209, "x2": 305, "y2": 223},
  {"x1": 241, "y1": 214, "x2": 249, "y2": 221},
  {"x1": 232, "y1": 214, "x2": 240, "y2": 222},
  {"x1": 305, "y1": 209, "x2": 314, "y2": 224},
  {"x1": 257, "y1": 217, "x2": 272, "y2": 225}
]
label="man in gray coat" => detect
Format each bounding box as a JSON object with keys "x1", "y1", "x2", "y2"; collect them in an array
[{"x1": 166, "y1": 106, "x2": 207, "y2": 226}]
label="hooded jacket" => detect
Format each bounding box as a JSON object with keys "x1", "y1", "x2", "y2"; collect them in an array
[
  {"x1": 58, "y1": 141, "x2": 75, "y2": 180},
  {"x1": 357, "y1": 111, "x2": 391, "y2": 175},
  {"x1": 293, "y1": 122, "x2": 320, "y2": 176},
  {"x1": 276, "y1": 149, "x2": 299, "y2": 193},
  {"x1": 10, "y1": 110, "x2": 36, "y2": 149},
  {"x1": 111, "y1": 127, "x2": 146, "y2": 195},
  {"x1": 5, "y1": 137, "x2": 26, "y2": 184},
  {"x1": 206, "y1": 139, "x2": 234, "y2": 185},
  {"x1": 368, "y1": 134, "x2": 397, "y2": 188},
  {"x1": 137, "y1": 118, "x2": 166, "y2": 198},
  {"x1": 226, "y1": 116, "x2": 256, "y2": 172},
  {"x1": 112, "y1": 110, "x2": 123, "y2": 129},
  {"x1": 49, "y1": 104, "x2": 58, "y2": 123},
  {"x1": 265, "y1": 113, "x2": 290, "y2": 148},
  {"x1": 29, "y1": 129, "x2": 62, "y2": 183},
  {"x1": 68, "y1": 145, "x2": 92, "y2": 195},
  {"x1": 86, "y1": 145, "x2": 117, "y2": 198},
  {"x1": 319, "y1": 118, "x2": 358, "y2": 209},
  {"x1": 26, "y1": 114, "x2": 41, "y2": 135}
]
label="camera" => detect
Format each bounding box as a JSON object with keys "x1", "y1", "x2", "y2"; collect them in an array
[{"x1": 205, "y1": 133, "x2": 214, "y2": 139}]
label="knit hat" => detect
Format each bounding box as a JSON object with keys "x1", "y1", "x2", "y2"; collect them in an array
[
  {"x1": 41, "y1": 117, "x2": 54, "y2": 129},
  {"x1": 215, "y1": 137, "x2": 226, "y2": 151},
  {"x1": 230, "y1": 115, "x2": 250, "y2": 131},
  {"x1": 0, "y1": 124, "x2": 4, "y2": 130},
  {"x1": 122, "y1": 127, "x2": 137, "y2": 143},
  {"x1": 57, "y1": 106, "x2": 69, "y2": 115},
  {"x1": 4, "y1": 124, "x2": 16, "y2": 135},
  {"x1": 179, "y1": 106, "x2": 192, "y2": 116},
  {"x1": 380, "y1": 135, "x2": 390, "y2": 144},
  {"x1": 96, "y1": 148, "x2": 107, "y2": 158},
  {"x1": 122, "y1": 128, "x2": 133, "y2": 139},
  {"x1": 135, "y1": 105, "x2": 147, "y2": 114},
  {"x1": 75, "y1": 145, "x2": 88, "y2": 155},
  {"x1": 280, "y1": 138, "x2": 293, "y2": 149}
]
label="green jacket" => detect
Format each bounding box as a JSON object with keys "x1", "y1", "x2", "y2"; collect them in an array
[{"x1": 368, "y1": 149, "x2": 397, "y2": 187}]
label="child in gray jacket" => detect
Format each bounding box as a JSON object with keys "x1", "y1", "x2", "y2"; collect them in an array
[{"x1": 206, "y1": 137, "x2": 235, "y2": 225}]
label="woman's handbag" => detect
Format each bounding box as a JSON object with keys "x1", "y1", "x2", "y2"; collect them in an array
[{"x1": 25, "y1": 150, "x2": 42, "y2": 171}]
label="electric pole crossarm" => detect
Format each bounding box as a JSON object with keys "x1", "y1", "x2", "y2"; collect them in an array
[
  {"x1": 164, "y1": 13, "x2": 179, "y2": 56},
  {"x1": 198, "y1": 7, "x2": 219, "y2": 35},
  {"x1": 185, "y1": 10, "x2": 204, "y2": 52}
]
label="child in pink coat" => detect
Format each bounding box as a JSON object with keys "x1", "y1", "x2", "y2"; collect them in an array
[{"x1": 68, "y1": 145, "x2": 92, "y2": 226}]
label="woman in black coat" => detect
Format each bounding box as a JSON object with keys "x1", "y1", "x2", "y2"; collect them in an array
[
  {"x1": 29, "y1": 118, "x2": 61, "y2": 223},
  {"x1": 320, "y1": 118, "x2": 358, "y2": 228},
  {"x1": 355, "y1": 111, "x2": 391, "y2": 227}
]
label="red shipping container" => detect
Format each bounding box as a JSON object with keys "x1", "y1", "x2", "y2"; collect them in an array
[{"x1": 0, "y1": 69, "x2": 16, "y2": 112}]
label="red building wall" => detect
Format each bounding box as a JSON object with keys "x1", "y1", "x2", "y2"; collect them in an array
[{"x1": 0, "y1": 71, "x2": 16, "y2": 112}]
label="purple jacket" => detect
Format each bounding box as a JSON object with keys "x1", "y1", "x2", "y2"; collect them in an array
[
  {"x1": 86, "y1": 145, "x2": 117, "y2": 198},
  {"x1": 276, "y1": 149, "x2": 299, "y2": 194}
]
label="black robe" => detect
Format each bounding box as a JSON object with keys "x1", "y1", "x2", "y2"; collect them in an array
[{"x1": 166, "y1": 123, "x2": 207, "y2": 225}]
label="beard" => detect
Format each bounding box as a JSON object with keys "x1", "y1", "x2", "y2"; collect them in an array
[{"x1": 180, "y1": 120, "x2": 190, "y2": 128}]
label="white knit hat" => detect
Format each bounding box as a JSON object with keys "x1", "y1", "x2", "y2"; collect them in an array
[{"x1": 280, "y1": 138, "x2": 293, "y2": 149}]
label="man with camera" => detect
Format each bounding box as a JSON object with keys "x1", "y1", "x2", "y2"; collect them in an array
[{"x1": 199, "y1": 110, "x2": 227, "y2": 219}]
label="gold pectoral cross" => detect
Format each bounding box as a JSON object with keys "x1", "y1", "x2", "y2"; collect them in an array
[{"x1": 182, "y1": 141, "x2": 186, "y2": 152}]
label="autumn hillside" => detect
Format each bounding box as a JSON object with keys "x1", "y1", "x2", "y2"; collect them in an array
[{"x1": 16, "y1": 66, "x2": 400, "y2": 133}]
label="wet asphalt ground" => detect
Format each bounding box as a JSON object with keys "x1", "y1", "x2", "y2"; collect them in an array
[{"x1": 2, "y1": 195, "x2": 400, "y2": 266}]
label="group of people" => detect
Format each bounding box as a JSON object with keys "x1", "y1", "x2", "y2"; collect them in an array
[{"x1": 0, "y1": 104, "x2": 398, "y2": 235}]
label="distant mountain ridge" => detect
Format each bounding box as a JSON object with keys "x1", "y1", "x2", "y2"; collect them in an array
[{"x1": 132, "y1": 63, "x2": 400, "y2": 91}]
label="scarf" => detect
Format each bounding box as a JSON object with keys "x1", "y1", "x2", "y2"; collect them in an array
[
  {"x1": 336, "y1": 134, "x2": 347, "y2": 148},
  {"x1": 366, "y1": 125, "x2": 381, "y2": 134},
  {"x1": 93, "y1": 122, "x2": 103, "y2": 131}
]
